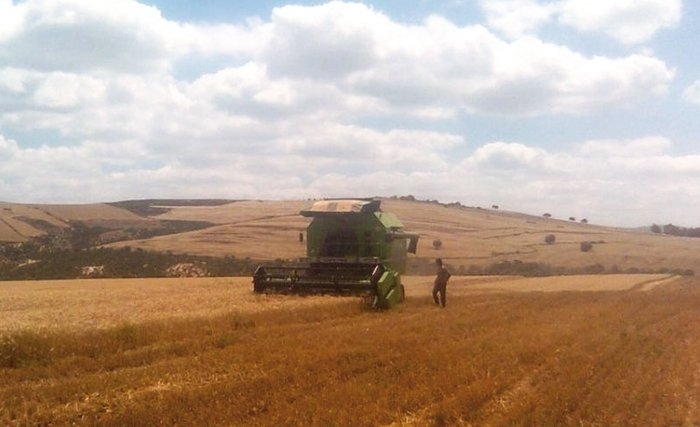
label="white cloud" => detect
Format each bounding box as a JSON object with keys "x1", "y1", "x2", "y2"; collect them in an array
[
  {"x1": 468, "y1": 40, "x2": 673, "y2": 115},
  {"x1": 480, "y1": 0, "x2": 557, "y2": 40},
  {"x1": 0, "y1": 67, "x2": 33, "y2": 94},
  {"x1": 683, "y1": 80, "x2": 700, "y2": 105},
  {"x1": 252, "y1": 2, "x2": 675, "y2": 117},
  {"x1": 558, "y1": 0, "x2": 681, "y2": 44},
  {"x1": 480, "y1": 0, "x2": 682, "y2": 44},
  {"x1": 174, "y1": 20, "x2": 272, "y2": 59},
  {"x1": 0, "y1": 1, "x2": 692, "y2": 227},
  {"x1": 264, "y1": 1, "x2": 384, "y2": 80},
  {"x1": 274, "y1": 124, "x2": 461, "y2": 172},
  {"x1": 288, "y1": 135, "x2": 700, "y2": 227},
  {"x1": 0, "y1": 0, "x2": 675, "y2": 123},
  {"x1": 0, "y1": 0, "x2": 24, "y2": 42},
  {"x1": 32, "y1": 72, "x2": 107, "y2": 108},
  {"x1": 471, "y1": 142, "x2": 547, "y2": 170},
  {"x1": 577, "y1": 136, "x2": 672, "y2": 157},
  {"x1": 0, "y1": 0, "x2": 179, "y2": 73},
  {"x1": 448, "y1": 137, "x2": 700, "y2": 225},
  {"x1": 3, "y1": 126, "x2": 700, "y2": 226}
]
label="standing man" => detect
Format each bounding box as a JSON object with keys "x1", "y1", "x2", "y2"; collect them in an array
[{"x1": 433, "y1": 258, "x2": 451, "y2": 307}]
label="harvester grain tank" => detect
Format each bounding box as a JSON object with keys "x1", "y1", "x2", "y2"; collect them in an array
[{"x1": 252, "y1": 199, "x2": 419, "y2": 308}]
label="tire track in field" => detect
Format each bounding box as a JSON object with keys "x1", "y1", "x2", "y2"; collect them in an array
[{"x1": 630, "y1": 274, "x2": 682, "y2": 292}]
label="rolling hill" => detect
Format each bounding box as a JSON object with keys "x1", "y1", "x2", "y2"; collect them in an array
[{"x1": 1, "y1": 198, "x2": 698, "y2": 275}]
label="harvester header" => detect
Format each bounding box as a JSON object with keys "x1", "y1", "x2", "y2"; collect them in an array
[{"x1": 252, "y1": 198, "x2": 419, "y2": 308}]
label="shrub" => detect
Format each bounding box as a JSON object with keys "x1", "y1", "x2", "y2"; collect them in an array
[
  {"x1": 580, "y1": 241, "x2": 593, "y2": 252},
  {"x1": 432, "y1": 239, "x2": 443, "y2": 250},
  {"x1": 545, "y1": 234, "x2": 556, "y2": 245}
]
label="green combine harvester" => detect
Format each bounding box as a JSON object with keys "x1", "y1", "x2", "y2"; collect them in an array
[{"x1": 252, "y1": 199, "x2": 419, "y2": 308}]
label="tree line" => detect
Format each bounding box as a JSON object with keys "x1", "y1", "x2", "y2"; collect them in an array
[
  {"x1": 0, "y1": 221, "x2": 254, "y2": 280},
  {"x1": 0, "y1": 245, "x2": 255, "y2": 280},
  {"x1": 651, "y1": 223, "x2": 700, "y2": 238}
]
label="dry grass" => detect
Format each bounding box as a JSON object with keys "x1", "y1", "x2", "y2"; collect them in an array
[
  {"x1": 4, "y1": 198, "x2": 700, "y2": 273},
  {"x1": 451, "y1": 274, "x2": 679, "y2": 293},
  {"x1": 153, "y1": 200, "x2": 309, "y2": 225},
  {"x1": 1, "y1": 274, "x2": 667, "y2": 332},
  {"x1": 0, "y1": 202, "x2": 142, "y2": 242},
  {"x1": 107, "y1": 200, "x2": 310, "y2": 258},
  {"x1": 3, "y1": 275, "x2": 699, "y2": 426},
  {"x1": 31, "y1": 203, "x2": 143, "y2": 222},
  {"x1": 4, "y1": 199, "x2": 700, "y2": 425},
  {"x1": 102, "y1": 198, "x2": 700, "y2": 273},
  {"x1": 0, "y1": 203, "x2": 64, "y2": 241},
  {"x1": 382, "y1": 199, "x2": 700, "y2": 273},
  {"x1": 0, "y1": 278, "x2": 344, "y2": 333}
]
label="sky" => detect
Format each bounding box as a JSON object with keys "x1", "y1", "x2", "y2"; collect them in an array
[{"x1": 0, "y1": 0, "x2": 699, "y2": 227}]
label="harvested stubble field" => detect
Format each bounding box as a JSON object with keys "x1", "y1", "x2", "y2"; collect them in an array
[{"x1": 2, "y1": 274, "x2": 699, "y2": 426}]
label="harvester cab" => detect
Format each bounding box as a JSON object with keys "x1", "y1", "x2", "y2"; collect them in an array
[{"x1": 252, "y1": 199, "x2": 419, "y2": 308}]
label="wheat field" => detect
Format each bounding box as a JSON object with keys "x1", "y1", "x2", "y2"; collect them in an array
[
  {"x1": 4, "y1": 198, "x2": 700, "y2": 273},
  {"x1": 0, "y1": 277, "x2": 343, "y2": 332},
  {"x1": 3, "y1": 197, "x2": 700, "y2": 425},
  {"x1": 3, "y1": 274, "x2": 699, "y2": 426},
  {"x1": 0, "y1": 274, "x2": 674, "y2": 332},
  {"x1": 103, "y1": 198, "x2": 700, "y2": 273}
]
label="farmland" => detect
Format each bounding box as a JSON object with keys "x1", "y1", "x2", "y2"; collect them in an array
[
  {"x1": 2, "y1": 198, "x2": 700, "y2": 425},
  {"x1": 4, "y1": 198, "x2": 700, "y2": 275},
  {"x1": 3, "y1": 274, "x2": 700, "y2": 426}
]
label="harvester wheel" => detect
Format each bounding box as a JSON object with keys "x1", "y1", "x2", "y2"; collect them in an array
[
  {"x1": 253, "y1": 281, "x2": 265, "y2": 293},
  {"x1": 252, "y1": 266, "x2": 266, "y2": 293},
  {"x1": 362, "y1": 294, "x2": 379, "y2": 310}
]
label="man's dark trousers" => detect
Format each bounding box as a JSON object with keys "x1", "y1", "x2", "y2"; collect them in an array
[{"x1": 433, "y1": 282, "x2": 446, "y2": 307}]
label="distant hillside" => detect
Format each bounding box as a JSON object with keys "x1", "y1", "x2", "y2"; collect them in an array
[
  {"x1": 0, "y1": 202, "x2": 141, "y2": 243},
  {"x1": 106, "y1": 197, "x2": 700, "y2": 276},
  {"x1": 109, "y1": 199, "x2": 236, "y2": 217},
  {"x1": 2, "y1": 198, "x2": 699, "y2": 277},
  {"x1": 0, "y1": 200, "x2": 247, "y2": 280}
]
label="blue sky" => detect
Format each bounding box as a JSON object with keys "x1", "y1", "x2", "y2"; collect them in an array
[{"x1": 0, "y1": 0, "x2": 698, "y2": 226}]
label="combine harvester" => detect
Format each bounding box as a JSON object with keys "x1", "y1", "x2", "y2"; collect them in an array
[{"x1": 252, "y1": 199, "x2": 419, "y2": 308}]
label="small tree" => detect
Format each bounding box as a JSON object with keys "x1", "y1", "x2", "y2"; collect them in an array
[
  {"x1": 545, "y1": 234, "x2": 556, "y2": 245},
  {"x1": 432, "y1": 239, "x2": 443, "y2": 250},
  {"x1": 543, "y1": 213, "x2": 551, "y2": 218},
  {"x1": 580, "y1": 218, "x2": 588, "y2": 224},
  {"x1": 569, "y1": 217, "x2": 576, "y2": 221}
]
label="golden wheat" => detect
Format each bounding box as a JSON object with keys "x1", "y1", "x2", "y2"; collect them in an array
[
  {"x1": 98, "y1": 198, "x2": 700, "y2": 273},
  {"x1": 2, "y1": 277, "x2": 699, "y2": 426},
  {"x1": 5, "y1": 198, "x2": 700, "y2": 273},
  {"x1": 0, "y1": 277, "x2": 344, "y2": 332},
  {"x1": 1, "y1": 274, "x2": 677, "y2": 334}
]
